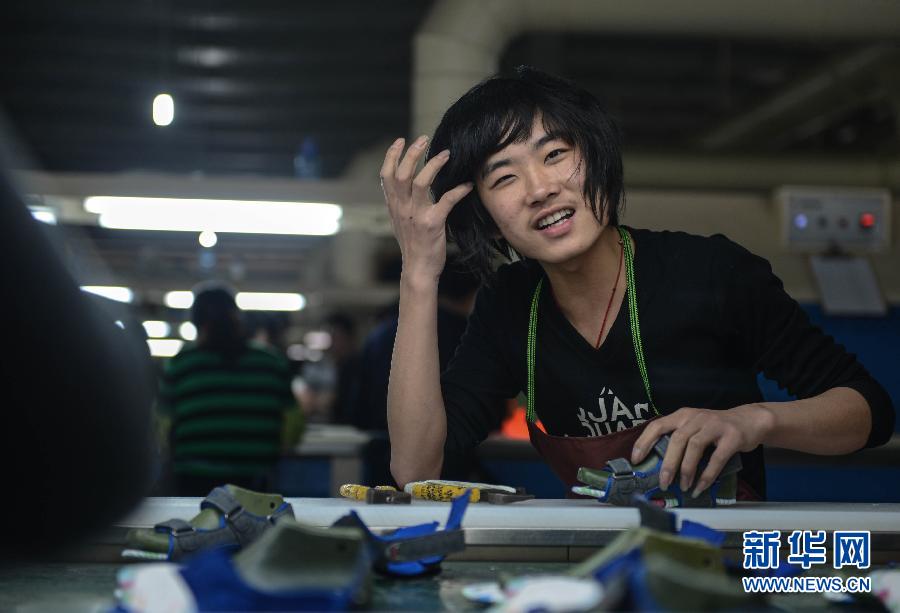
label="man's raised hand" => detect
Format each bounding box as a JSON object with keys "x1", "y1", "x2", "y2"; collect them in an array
[{"x1": 380, "y1": 135, "x2": 473, "y2": 283}]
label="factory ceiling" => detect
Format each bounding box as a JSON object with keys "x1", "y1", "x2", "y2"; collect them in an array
[
  {"x1": 4, "y1": 1, "x2": 898, "y2": 177},
  {"x1": 2, "y1": 0, "x2": 898, "y2": 324}
]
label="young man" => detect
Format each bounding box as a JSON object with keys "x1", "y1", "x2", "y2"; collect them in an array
[{"x1": 381, "y1": 67, "x2": 894, "y2": 500}]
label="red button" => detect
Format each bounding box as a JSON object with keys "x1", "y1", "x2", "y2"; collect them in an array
[{"x1": 859, "y1": 213, "x2": 876, "y2": 229}]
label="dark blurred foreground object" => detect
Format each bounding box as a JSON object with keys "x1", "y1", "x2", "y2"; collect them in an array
[{"x1": 0, "y1": 170, "x2": 156, "y2": 558}]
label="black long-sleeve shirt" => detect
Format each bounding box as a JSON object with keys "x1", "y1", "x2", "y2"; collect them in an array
[{"x1": 441, "y1": 227, "x2": 895, "y2": 498}]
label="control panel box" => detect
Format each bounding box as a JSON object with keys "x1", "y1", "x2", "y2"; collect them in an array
[{"x1": 777, "y1": 186, "x2": 891, "y2": 253}]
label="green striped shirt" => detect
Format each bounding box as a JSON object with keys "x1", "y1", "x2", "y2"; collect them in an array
[{"x1": 159, "y1": 343, "x2": 294, "y2": 478}]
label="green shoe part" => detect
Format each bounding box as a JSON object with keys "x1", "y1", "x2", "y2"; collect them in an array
[
  {"x1": 123, "y1": 484, "x2": 294, "y2": 560},
  {"x1": 642, "y1": 552, "x2": 763, "y2": 610},
  {"x1": 232, "y1": 520, "x2": 371, "y2": 604},
  {"x1": 576, "y1": 458, "x2": 681, "y2": 509},
  {"x1": 570, "y1": 527, "x2": 724, "y2": 580},
  {"x1": 573, "y1": 434, "x2": 742, "y2": 508},
  {"x1": 116, "y1": 521, "x2": 373, "y2": 611}
]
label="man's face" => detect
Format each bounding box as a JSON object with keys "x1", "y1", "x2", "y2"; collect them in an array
[{"x1": 476, "y1": 117, "x2": 605, "y2": 267}]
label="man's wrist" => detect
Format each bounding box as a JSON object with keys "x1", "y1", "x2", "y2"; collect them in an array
[
  {"x1": 741, "y1": 402, "x2": 777, "y2": 448},
  {"x1": 400, "y1": 269, "x2": 441, "y2": 295}
]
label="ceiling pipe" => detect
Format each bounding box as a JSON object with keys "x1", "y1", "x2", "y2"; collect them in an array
[{"x1": 698, "y1": 44, "x2": 900, "y2": 151}]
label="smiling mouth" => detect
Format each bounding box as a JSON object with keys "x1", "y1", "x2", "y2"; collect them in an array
[{"x1": 536, "y1": 208, "x2": 575, "y2": 230}]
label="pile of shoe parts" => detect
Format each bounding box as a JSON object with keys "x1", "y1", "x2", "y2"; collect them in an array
[{"x1": 117, "y1": 483, "x2": 471, "y2": 612}]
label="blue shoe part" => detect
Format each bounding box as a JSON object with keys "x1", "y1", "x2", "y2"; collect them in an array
[
  {"x1": 178, "y1": 546, "x2": 361, "y2": 611},
  {"x1": 627, "y1": 556, "x2": 664, "y2": 611},
  {"x1": 678, "y1": 520, "x2": 725, "y2": 547},
  {"x1": 332, "y1": 489, "x2": 471, "y2": 576}
]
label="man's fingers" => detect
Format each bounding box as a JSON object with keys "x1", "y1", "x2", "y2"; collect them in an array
[
  {"x1": 380, "y1": 138, "x2": 404, "y2": 180},
  {"x1": 411, "y1": 149, "x2": 450, "y2": 202},
  {"x1": 434, "y1": 182, "x2": 473, "y2": 218},
  {"x1": 631, "y1": 417, "x2": 674, "y2": 464},
  {"x1": 380, "y1": 138, "x2": 404, "y2": 181},
  {"x1": 658, "y1": 422, "x2": 703, "y2": 491},
  {"x1": 692, "y1": 436, "x2": 740, "y2": 497},
  {"x1": 678, "y1": 430, "x2": 717, "y2": 492},
  {"x1": 380, "y1": 138, "x2": 405, "y2": 203},
  {"x1": 657, "y1": 433, "x2": 685, "y2": 491},
  {"x1": 395, "y1": 134, "x2": 430, "y2": 185}
]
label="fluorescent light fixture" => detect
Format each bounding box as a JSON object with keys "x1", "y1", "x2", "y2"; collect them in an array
[
  {"x1": 84, "y1": 197, "x2": 342, "y2": 236},
  {"x1": 286, "y1": 344, "x2": 306, "y2": 361},
  {"x1": 142, "y1": 320, "x2": 171, "y2": 338},
  {"x1": 303, "y1": 330, "x2": 332, "y2": 351},
  {"x1": 236, "y1": 292, "x2": 305, "y2": 311},
  {"x1": 153, "y1": 93, "x2": 174, "y2": 126},
  {"x1": 286, "y1": 344, "x2": 322, "y2": 362},
  {"x1": 29, "y1": 207, "x2": 57, "y2": 225},
  {"x1": 165, "y1": 291, "x2": 194, "y2": 309},
  {"x1": 81, "y1": 285, "x2": 134, "y2": 303},
  {"x1": 147, "y1": 338, "x2": 183, "y2": 357},
  {"x1": 199, "y1": 230, "x2": 218, "y2": 247},
  {"x1": 179, "y1": 322, "x2": 197, "y2": 341},
  {"x1": 166, "y1": 290, "x2": 305, "y2": 311}
]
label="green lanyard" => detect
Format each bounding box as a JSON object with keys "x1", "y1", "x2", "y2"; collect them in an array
[{"x1": 526, "y1": 226, "x2": 658, "y2": 423}]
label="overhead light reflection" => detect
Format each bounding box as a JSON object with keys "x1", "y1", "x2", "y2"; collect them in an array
[
  {"x1": 153, "y1": 93, "x2": 174, "y2": 126},
  {"x1": 84, "y1": 197, "x2": 342, "y2": 236},
  {"x1": 81, "y1": 285, "x2": 134, "y2": 303},
  {"x1": 165, "y1": 291, "x2": 305, "y2": 312},
  {"x1": 179, "y1": 322, "x2": 197, "y2": 341},
  {"x1": 142, "y1": 320, "x2": 171, "y2": 338},
  {"x1": 29, "y1": 207, "x2": 57, "y2": 224},
  {"x1": 303, "y1": 330, "x2": 332, "y2": 351},
  {"x1": 147, "y1": 339, "x2": 183, "y2": 357},
  {"x1": 236, "y1": 292, "x2": 305, "y2": 311},
  {"x1": 199, "y1": 230, "x2": 218, "y2": 247},
  {"x1": 165, "y1": 291, "x2": 194, "y2": 309}
]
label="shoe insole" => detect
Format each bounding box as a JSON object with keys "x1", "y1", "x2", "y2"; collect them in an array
[{"x1": 231, "y1": 520, "x2": 368, "y2": 592}]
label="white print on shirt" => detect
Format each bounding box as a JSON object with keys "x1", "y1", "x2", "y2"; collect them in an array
[{"x1": 576, "y1": 387, "x2": 649, "y2": 437}]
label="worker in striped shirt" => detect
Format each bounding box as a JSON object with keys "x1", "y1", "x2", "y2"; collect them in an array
[{"x1": 158, "y1": 284, "x2": 302, "y2": 495}]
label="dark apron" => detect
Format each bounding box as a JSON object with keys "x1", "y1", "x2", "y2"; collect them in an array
[
  {"x1": 527, "y1": 419, "x2": 760, "y2": 500},
  {"x1": 527, "y1": 419, "x2": 652, "y2": 497}
]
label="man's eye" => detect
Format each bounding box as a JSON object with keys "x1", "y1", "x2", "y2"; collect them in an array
[
  {"x1": 492, "y1": 174, "x2": 514, "y2": 188},
  {"x1": 546, "y1": 148, "x2": 567, "y2": 162}
]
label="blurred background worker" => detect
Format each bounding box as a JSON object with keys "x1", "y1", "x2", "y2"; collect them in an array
[
  {"x1": 323, "y1": 312, "x2": 362, "y2": 426},
  {"x1": 244, "y1": 311, "x2": 289, "y2": 353},
  {"x1": 296, "y1": 312, "x2": 361, "y2": 424},
  {"x1": 158, "y1": 284, "x2": 302, "y2": 496}
]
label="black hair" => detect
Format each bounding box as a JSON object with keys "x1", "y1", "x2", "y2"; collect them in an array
[
  {"x1": 190, "y1": 283, "x2": 245, "y2": 358},
  {"x1": 438, "y1": 255, "x2": 481, "y2": 300},
  {"x1": 429, "y1": 66, "x2": 624, "y2": 281}
]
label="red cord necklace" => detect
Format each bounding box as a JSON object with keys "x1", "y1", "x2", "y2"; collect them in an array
[{"x1": 594, "y1": 239, "x2": 624, "y2": 349}]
